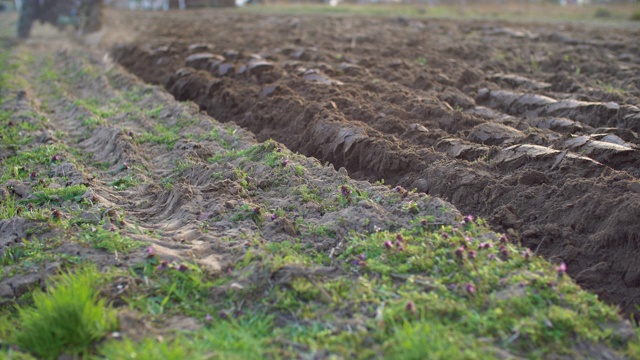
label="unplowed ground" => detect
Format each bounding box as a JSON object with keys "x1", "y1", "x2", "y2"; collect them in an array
[{"x1": 111, "y1": 10, "x2": 640, "y2": 316}]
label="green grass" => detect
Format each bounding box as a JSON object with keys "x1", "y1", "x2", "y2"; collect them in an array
[
  {"x1": 0, "y1": 110, "x2": 43, "y2": 147},
  {"x1": 385, "y1": 321, "x2": 489, "y2": 360},
  {"x1": 0, "y1": 239, "x2": 46, "y2": 267},
  {"x1": 0, "y1": 193, "x2": 18, "y2": 219},
  {"x1": 74, "y1": 98, "x2": 118, "y2": 119},
  {"x1": 136, "y1": 124, "x2": 181, "y2": 149},
  {"x1": 13, "y1": 265, "x2": 118, "y2": 359},
  {"x1": 230, "y1": 204, "x2": 263, "y2": 226},
  {"x1": 110, "y1": 174, "x2": 139, "y2": 190},
  {"x1": 99, "y1": 314, "x2": 274, "y2": 359},
  {"x1": 206, "y1": 217, "x2": 631, "y2": 358},
  {"x1": 0, "y1": 144, "x2": 70, "y2": 183},
  {"x1": 126, "y1": 257, "x2": 213, "y2": 317},
  {"x1": 27, "y1": 184, "x2": 88, "y2": 206},
  {"x1": 77, "y1": 225, "x2": 142, "y2": 253}
]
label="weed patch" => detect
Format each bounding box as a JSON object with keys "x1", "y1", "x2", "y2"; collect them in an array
[
  {"x1": 13, "y1": 265, "x2": 118, "y2": 359},
  {"x1": 77, "y1": 225, "x2": 142, "y2": 253}
]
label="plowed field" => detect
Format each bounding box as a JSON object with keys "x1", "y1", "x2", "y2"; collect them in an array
[{"x1": 112, "y1": 10, "x2": 640, "y2": 316}]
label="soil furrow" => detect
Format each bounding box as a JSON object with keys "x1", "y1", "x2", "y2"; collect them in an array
[{"x1": 110, "y1": 10, "x2": 640, "y2": 316}]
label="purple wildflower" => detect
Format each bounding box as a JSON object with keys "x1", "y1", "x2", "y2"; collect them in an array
[
  {"x1": 522, "y1": 249, "x2": 532, "y2": 260},
  {"x1": 147, "y1": 246, "x2": 155, "y2": 258},
  {"x1": 465, "y1": 283, "x2": 476, "y2": 295},
  {"x1": 421, "y1": 219, "x2": 427, "y2": 226},
  {"x1": 282, "y1": 158, "x2": 289, "y2": 166},
  {"x1": 405, "y1": 301, "x2": 416, "y2": 314},
  {"x1": 218, "y1": 311, "x2": 229, "y2": 320},
  {"x1": 499, "y1": 244, "x2": 509, "y2": 258},
  {"x1": 157, "y1": 261, "x2": 169, "y2": 271},
  {"x1": 464, "y1": 215, "x2": 474, "y2": 223},
  {"x1": 441, "y1": 233, "x2": 449, "y2": 239},
  {"x1": 500, "y1": 234, "x2": 508, "y2": 244},
  {"x1": 448, "y1": 283, "x2": 458, "y2": 290},
  {"x1": 468, "y1": 250, "x2": 477, "y2": 260},
  {"x1": 455, "y1": 246, "x2": 465, "y2": 259},
  {"x1": 51, "y1": 155, "x2": 60, "y2": 162},
  {"x1": 383, "y1": 241, "x2": 393, "y2": 250},
  {"x1": 270, "y1": 213, "x2": 277, "y2": 221},
  {"x1": 359, "y1": 253, "x2": 366, "y2": 261},
  {"x1": 205, "y1": 313, "x2": 213, "y2": 322},
  {"x1": 178, "y1": 264, "x2": 189, "y2": 272},
  {"x1": 341, "y1": 185, "x2": 352, "y2": 197},
  {"x1": 556, "y1": 262, "x2": 567, "y2": 277},
  {"x1": 488, "y1": 254, "x2": 496, "y2": 261},
  {"x1": 51, "y1": 208, "x2": 62, "y2": 219},
  {"x1": 30, "y1": 171, "x2": 38, "y2": 179},
  {"x1": 276, "y1": 148, "x2": 282, "y2": 153}
]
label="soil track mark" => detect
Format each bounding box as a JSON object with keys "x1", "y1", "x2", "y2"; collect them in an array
[{"x1": 111, "y1": 10, "x2": 640, "y2": 316}]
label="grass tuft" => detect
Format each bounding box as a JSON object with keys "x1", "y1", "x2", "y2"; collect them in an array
[{"x1": 14, "y1": 265, "x2": 118, "y2": 359}]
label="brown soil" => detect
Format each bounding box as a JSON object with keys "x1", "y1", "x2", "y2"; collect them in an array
[{"x1": 109, "y1": 10, "x2": 640, "y2": 316}]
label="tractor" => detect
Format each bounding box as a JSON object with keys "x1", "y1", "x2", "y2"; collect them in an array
[{"x1": 17, "y1": 0, "x2": 102, "y2": 38}]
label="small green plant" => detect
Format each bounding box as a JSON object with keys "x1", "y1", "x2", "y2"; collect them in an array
[
  {"x1": 296, "y1": 185, "x2": 321, "y2": 203},
  {"x1": 230, "y1": 204, "x2": 263, "y2": 227},
  {"x1": 81, "y1": 115, "x2": 105, "y2": 129},
  {"x1": 145, "y1": 105, "x2": 164, "y2": 118},
  {"x1": 0, "y1": 194, "x2": 18, "y2": 219},
  {"x1": 78, "y1": 225, "x2": 141, "y2": 253},
  {"x1": 28, "y1": 185, "x2": 88, "y2": 205},
  {"x1": 415, "y1": 57, "x2": 428, "y2": 66},
  {"x1": 530, "y1": 60, "x2": 539, "y2": 72},
  {"x1": 14, "y1": 265, "x2": 118, "y2": 359},
  {"x1": 603, "y1": 82, "x2": 626, "y2": 95},
  {"x1": 0, "y1": 239, "x2": 46, "y2": 266},
  {"x1": 110, "y1": 174, "x2": 138, "y2": 191},
  {"x1": 594, "y1": 8, "x2": 612, "y2": 18},
  {"x1": 136, "y1": 124, "x2": 180, "y2": 149},
  {"x1": 631, "y1": 11, "x2": 640, "y2": 21},
  {"x1": 338, "y1": 184, "x2": 369, "y2": 206},
  {"x1": 74, "y1": 98, "x2": 117, "y2": 119}
]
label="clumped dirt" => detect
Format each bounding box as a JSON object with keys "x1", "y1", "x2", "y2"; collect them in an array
[{"x1": 110, "y1": 10, "x2": 640, "y2": 316}]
